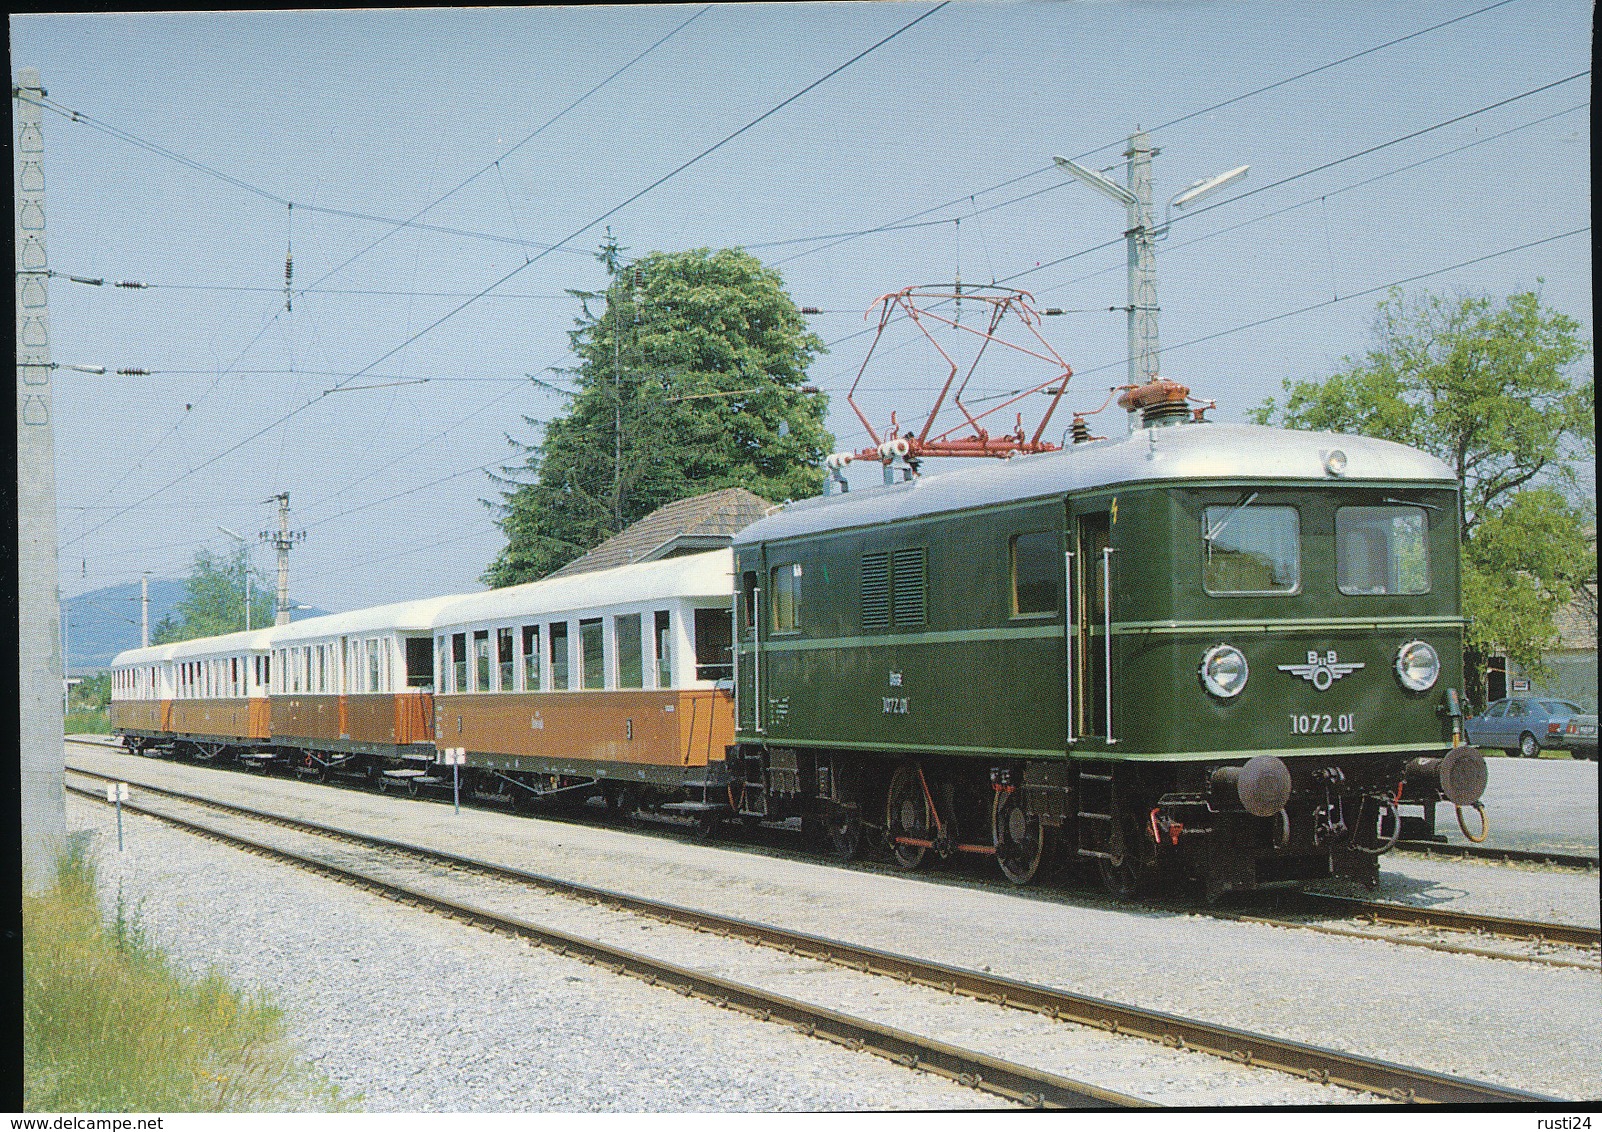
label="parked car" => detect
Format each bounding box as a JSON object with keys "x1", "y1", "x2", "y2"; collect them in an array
[
  {"x1": 1558, "y1": 713, "x2": 1598, "y2": 761},
  {"x1": 1464, "y1": 697, "x2": 1587, "y2": 758}
]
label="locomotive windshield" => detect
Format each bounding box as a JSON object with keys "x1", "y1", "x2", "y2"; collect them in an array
[
  {"x1": 1202, "y1": 502, "x2": 1300, "y2": 594},
  {"x1": 1336, "y1": 504, "x2": 1430, "y2": 595}
]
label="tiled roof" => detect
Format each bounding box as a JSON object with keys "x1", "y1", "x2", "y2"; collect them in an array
[{"x1": 543, "y1": 487, "x2": 774, "y2": 580}]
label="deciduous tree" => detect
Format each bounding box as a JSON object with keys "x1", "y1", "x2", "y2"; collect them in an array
[
  {"x1": 1251, "y1": 287, "x2": 1594, "y2": 703},
  {"x1": 151, "y1": 547, "x2": 268, "y2": 644},
  {"x1": 483, "y1": 243, "x2": 831, "y2": 586}
]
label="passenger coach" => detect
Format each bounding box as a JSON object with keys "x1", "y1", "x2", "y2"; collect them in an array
[{"x1": 427, "y1": 549, "x2": 738, "y2": 812}]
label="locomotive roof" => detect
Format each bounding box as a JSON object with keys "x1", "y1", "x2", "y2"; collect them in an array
[
  {"x1": 736, "y1": 422, "x2": 1457, "y2": 546},
  {"x1": 429, "y1": 548, "x2": 735, "y2": 628}
]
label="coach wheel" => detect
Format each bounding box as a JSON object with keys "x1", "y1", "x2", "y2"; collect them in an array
[
  {"x1": 603, "y1": 783, "x2": 637, "y2": 818},
  {"x1": 824, "y1": 802, "x2": 863, "y2": 861},
  {"x1": 992, "y1": 791, "x2": 1045, "y2": 886},
  {"x1": 885, "y1": 762, "x2": 931, "y2": 870},
  {"x1": 692, "y1": 810, "x2": 721, "y2": 840}
]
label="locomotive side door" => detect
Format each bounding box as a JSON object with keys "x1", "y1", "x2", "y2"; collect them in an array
[
  {"x1": 1068, "y1": 507, "x2": 1113, "y2": 746},
  {"x1": 734, "y1": 547, "x2": 764, "y2": 735}
]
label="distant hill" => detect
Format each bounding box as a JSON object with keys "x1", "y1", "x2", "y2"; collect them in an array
[{"x1": 63, "y1": 581, "x2": 328, "y2": 673}]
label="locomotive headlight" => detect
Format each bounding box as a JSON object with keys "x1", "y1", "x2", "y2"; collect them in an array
[
  {"x1": 1395, "y1": 640, "x2": 1440, "y2": 692},
  {"x1": 1200, "y1": 644, "x2": 1250, "y2": 699}
]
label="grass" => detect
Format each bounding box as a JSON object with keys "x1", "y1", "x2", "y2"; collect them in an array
[
  {"x1": 64, "y1": 709, "x2": 111, "y2": 735},
  {"x1": 23, "y1": 838, "x2": 358, "y2": 1112}
]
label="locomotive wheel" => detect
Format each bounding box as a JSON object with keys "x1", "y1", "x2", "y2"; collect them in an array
[
  {"x1": 1097, "y1": 855, "x2": 1142, "y2": 899},
  {"x1": 885, "y1": 762, "x2": 930, "y2": 870},
  {"x1": 1519, "y1": 732, "x2": 1540, "y2": 759},
  {"x1": 1095, "y1": 825, "x2": 1146, "y2": 899},
  {"x1": 992, "y1": 791, "x2": 1044, "y2": 886},
  {"x1": 824, "y1": 802, "x2": 864, "y2": 861}
]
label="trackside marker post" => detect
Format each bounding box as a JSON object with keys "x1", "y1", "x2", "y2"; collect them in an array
[
  {"x1": 105, "y1": 782, "x2": 129, "y2": 851},
  {"x1": 442, "y1": 747, "x2": 466, "y2": 814}
]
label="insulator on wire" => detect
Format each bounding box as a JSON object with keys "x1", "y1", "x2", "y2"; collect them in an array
[
  {"x1": 117, "y1": 368, "x2": 150, "y2": 377},
  {"x1": 284, "y1": 252, "x2": 294, "y2": 312},
  {"x1": 114, "y1": 280, "x2": 147, "y2": 288}
]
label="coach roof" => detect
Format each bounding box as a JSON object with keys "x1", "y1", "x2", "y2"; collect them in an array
[
  {"x1": 736, "y1": 423, "x2": 1457, "y2": 546},
  {"x1": 431, "y1": 549, "x2": 734, "y2": 629}
]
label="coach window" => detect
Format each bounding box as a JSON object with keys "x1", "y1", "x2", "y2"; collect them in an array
[
  {"x1": 694, "y1": 608, "x2": 734, "y2": 681},
  {"x1": 473, "y1": 630, "x2": 491, "y2": 692},
  {"x1": 451, "y1": 633, "x2": 467, "y2": 694},
  {"x1": 769, "y1": 562, "x2": 801, "y2": 633},
  {"x1": 521, "y1": 625, "x2": 541, "y2": 691},
  {"x1": 1202, "y1": 502, "x2": 1300, "y2": 595},
  {"x1": 654, "y1": 611, "x2": 672, "y2": 688},
  {"x1": 580, "y1": 618, "x2": 606, "y2": 690},
  {"x1": 1337, "y1": 505, "x2": 1430, "y2": 595},
  {"x1": 615, "y1": 614, "x2": 644, "y2": 689},
  {"x1": 1011, "y1": 531, "x2": 1059, "y2": 616},
  {"x1": 549, "y1": 623, "x2": 570, "y2": 689},
  {"x1": 497, "y1": 627, "x2": 515, "y2": 691}
]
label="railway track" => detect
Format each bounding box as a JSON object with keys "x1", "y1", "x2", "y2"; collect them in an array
[
  {"x1": 71, "y1": 740, "x2": 1600, "y2": 968},
  {"x1": 1394, "y1": 839, "x2": 1599, "y2": 871},
  {"x1": 65, "y1": 762, "x2": 1556, "y2": 1106}
]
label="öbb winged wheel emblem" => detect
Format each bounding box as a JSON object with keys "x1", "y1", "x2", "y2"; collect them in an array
[{"x1": 1278, "y1": 650, "x2": 1364, "y2": 691}]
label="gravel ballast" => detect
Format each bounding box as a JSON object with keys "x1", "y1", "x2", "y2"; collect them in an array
[{"x1": 68, "y1": 795, "x2": 1015, "y2": 1112}]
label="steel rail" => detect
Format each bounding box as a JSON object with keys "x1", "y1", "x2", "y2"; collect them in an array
[
  {"x1": 1394, "y1": 839, "x2": 1598, "y2": 871},
  {"x1": 1298, "y1": 893, "x2": 1599, "y2": 950},
  {"x1": 62, "y1": 778, "x2": 1142, "y2": 1111},
  {"x1": 65, "y1": 763, "x2": 1552, "y2": 1106}
]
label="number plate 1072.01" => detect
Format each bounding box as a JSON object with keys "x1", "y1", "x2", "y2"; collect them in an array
[{"x1": 1290, "y1": 713, "x2": 1355, "y2": 736}]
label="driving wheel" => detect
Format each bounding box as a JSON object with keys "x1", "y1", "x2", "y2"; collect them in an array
[
  {"x1": 885, "y1": 762, "x2": 930, "y2": 870},
  {"x1": 992, "y1": 790, "x2": 1045, "y2": 885}
]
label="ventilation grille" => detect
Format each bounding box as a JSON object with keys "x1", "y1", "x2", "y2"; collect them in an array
[
  {"x1": 892, "y1": 548, "x2": 927, "y2": 626},
  {"x1": 861, "y1": 552, "x2": 890, "y2": 630}
]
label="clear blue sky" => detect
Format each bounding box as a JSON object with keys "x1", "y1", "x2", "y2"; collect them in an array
[{"x1": 12, "y1": 2, "x2": 1592, "y2": 614}]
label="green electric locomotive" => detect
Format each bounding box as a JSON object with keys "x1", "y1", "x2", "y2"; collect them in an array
[{"x1": 717, "y1": 389, "x2": 1487, "y2": 898}]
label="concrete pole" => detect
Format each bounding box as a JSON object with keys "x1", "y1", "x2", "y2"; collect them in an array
[
  {"x1": 141, "y1": 572, "x2": 150, "y2": 647},
  {"x1": 15, "y1": 66, "x2": 68, "y2": 893},
  {"x1": 1125, "y1": 130, "x2": 1160, "y2": 386},
  {"x1": 262, "y1": 492, "x2": 302, "y2": 626},
  {"x1": 275, "y1": 493, "x2": 291, "y2": 626}
]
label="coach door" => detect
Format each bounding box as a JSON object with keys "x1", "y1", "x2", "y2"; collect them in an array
[{"x1": 1068, "y1": 508, "x2": 1113, "y2": 746}]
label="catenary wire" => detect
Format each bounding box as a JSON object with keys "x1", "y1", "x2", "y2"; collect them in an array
[{"x1": 61, "y1": 3, "x2": 950, "y2": 554}]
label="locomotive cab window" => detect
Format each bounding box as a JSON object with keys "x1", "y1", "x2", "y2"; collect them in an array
[
  {"x1": 1202, "y1": 502, "x2": 1300, "y2": 595},
  {"x1": 769, "y1": 562, "x2": 801, "y2": 633},
  {"x1": 1336, "y1": 505, "x2": 1430, "y2": 595},
  {"x1": 1011, "y1": 531, "x2": 1059, "y2": 616},
  {"x1": 740, "y1": 571, "x2": 759, "y2": 631}
]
